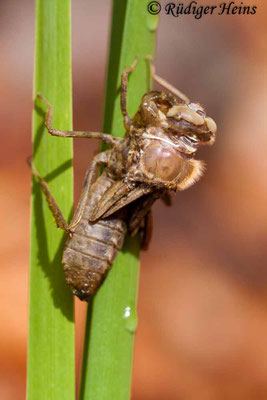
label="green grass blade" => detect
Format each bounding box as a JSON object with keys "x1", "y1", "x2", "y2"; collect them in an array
[
  {"x1": 27, "y1": 1, "x2": 75, "y2": 399},
  {"x1": 80, "y1": 2, "x2": 158, "y2": 399}
]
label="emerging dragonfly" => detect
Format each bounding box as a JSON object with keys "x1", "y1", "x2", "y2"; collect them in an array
[{"x1": 30, "y1": 57, "x2": 217, "y2": 301}]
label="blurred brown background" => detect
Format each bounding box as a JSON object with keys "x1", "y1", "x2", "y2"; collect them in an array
[{"x1": 1, "y1": 0, "x2": 266, "y2": 399}]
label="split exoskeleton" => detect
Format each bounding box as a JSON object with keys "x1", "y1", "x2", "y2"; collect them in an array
[{"x1": 30, "y1": 57, "x2": 217, "y2": 301}]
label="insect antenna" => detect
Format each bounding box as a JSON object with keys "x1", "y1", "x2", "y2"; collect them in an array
[{"x1": 146, "y1": 56, "x2": 190, "y2": 104}]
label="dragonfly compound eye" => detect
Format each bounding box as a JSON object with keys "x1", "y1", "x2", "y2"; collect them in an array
[
  {"x1": 204, "y1": 116, "x2": 217, "y2": 134},
  {"x1": 167, "y1": 105, "x2": 205, "y2": 126}
]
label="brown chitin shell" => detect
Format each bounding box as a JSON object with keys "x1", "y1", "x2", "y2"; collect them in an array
[
  {"x1": 142, "y1": 144, "x2": 183, "y2": 182},
  {"x1": 62, "y1": 173, "x2": 126, "y2": 301},
  {"x1": 140, "y1": 141, "x2": 204, "y2": 191}
]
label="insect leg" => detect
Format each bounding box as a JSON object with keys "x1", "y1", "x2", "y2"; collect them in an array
[
  {"x1": 128, "y1": 191, "x2": 160, "y2": 249},
  {"x1": 128, "y1": 201, "x2": 154, "y2": 251},
  {"x1": 28, "y1": 158, "x2": 69, "y2": 230},
  {"x1": 68, "y1": 150, "x2": 111, "y2": 232},
  {"x1": 128, "y1": 190, "x2": 171, "y2": 249},
  {"x1": 28, "y1": 151, "x2": 110, "y2": 233},
  {"x1": 120, "y1": 56, "x2": 139, "y2": 129},
  {"x1": 128, "y1": 195, "x2": 156, "y2": 236},
  {"x1": 161, "y1": 190, "x2": 172, "y2": 206},
  {"x1": 146, "y1": 56, "x2": 190, "y2": 104},
  {"x1": 139, "y1": 211, "x2": 153, "y2": 251},
  {"x1": 36, "y1": 93, "x2": 119, "y2": 147}
]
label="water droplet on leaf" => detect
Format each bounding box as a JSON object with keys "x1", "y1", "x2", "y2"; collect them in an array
[
  {"x1": 146, "y1": 14, "x2": 159, "y2": 32},
  {"x1": 123, "y1": 304, "x2": 138, "y2": 333}
]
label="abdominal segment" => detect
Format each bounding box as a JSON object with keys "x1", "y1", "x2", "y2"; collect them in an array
[
  {"x1": 62, "y1": 172, "x2": 127, "y2": 301},
  {"x1": 63, "y1": 217, "x2": 126, "y2": 301}
]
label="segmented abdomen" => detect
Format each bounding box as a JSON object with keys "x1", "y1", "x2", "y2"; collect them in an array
[{"x1": 62, "y1": 173, "x2": 127, "y2": 301}]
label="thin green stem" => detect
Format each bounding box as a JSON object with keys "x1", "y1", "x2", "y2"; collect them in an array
[
  {"x1": 27, "y1": 1, "x2": 75, "y2": 399},
  {"x1": 80, "y1": 1, "x2": 158, "y2": 399}
]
